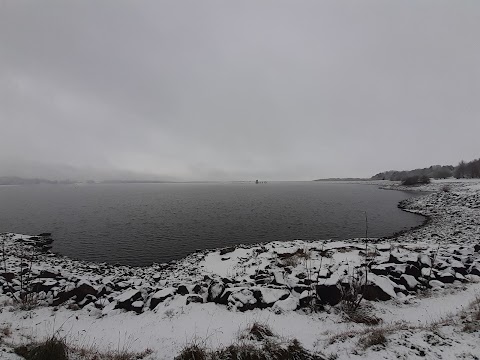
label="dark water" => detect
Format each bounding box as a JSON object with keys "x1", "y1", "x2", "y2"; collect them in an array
[{"x1": 0, "y1": 182, "x2": 424, "y2": 266}]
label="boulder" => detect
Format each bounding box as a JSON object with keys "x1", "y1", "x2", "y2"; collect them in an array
[
  {"x1": 400, "y1": 274, "x2": 419, "y2": 290},
  {"x1": 468, "y1": 264, "x2": 480, "y2": 276},
  {"x1": 364, "y1": 275, "x2": 396, "y2": 301},
  {"x1": 389, "y1": 253, "x2": 403, "y2": 264},
  {"x1": 437, "y1": 272, "x2": 455, "y2": 284},
  {"x1": 115, "y1": 289, "x2": 142, "y2": 311},
  {"x1": 429, "y1": 280, "x2": 445, "y2": 289},
  {"x1": 186, "y1": 295, "x2": 203, "y2": 305},
  {"x1": 207, "y1": 281, "x2": 225, "y2": 303},
  {"x1": 316, "y1": 284, "x2": 342, "y2": 306},
  {"x1": 39, "y1": 270, "x2": 60, "y2": 279},
  {"x1": 176, "y1": 285, "x2": 189, "y2": 296},
  {"x1": 271, "y1": 296, "x2": 299, "y2": 314},
  {"x1": 131, "y1": 301, "x2": 144, "y2": 314},
  {"x1": 31, "y1": 279, "x2": 58, "y2": 293},
  {"x1": 256, "y1": 287, "x2": 290, "y2": 308},
  {"x1": 0, "y1": 273, "x2": 15, "y2": 282},
  {"x1": 418, "y1": 254, "x2": 432, "y2": 268},
  {"x1": 405, "y1": 265, "x2": 421, "y2": 279},
  {"x1": 192, "y1": 284, "x2": 202, "y2": 294},
  {"x1": 228, "y1": 289, "x2": 258, "y2": 311},
  {"x1": 150, "y1": 288, "x2": 175, "y2": 310},
  {"x1": 70, "y1": 282, "x2": 97, "y2": 302},
  {"x1": 449, "y1": 260, "x2": 466, "y2": 275},
  {"x1": 219, "y1": 247, "x2": 236, "y2": 256}
]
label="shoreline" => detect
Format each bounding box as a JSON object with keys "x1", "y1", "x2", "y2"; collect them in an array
[{"x1": 1, "y1": 179, "x2": 479, "y2": 359}]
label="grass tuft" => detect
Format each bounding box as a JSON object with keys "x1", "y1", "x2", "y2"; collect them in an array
[
  {"x1": 358, "y1": 328, "x2": 388, "y2": 349},
  {"x1": 15, "y1": 336, "x2": 68, "y2": 360}
]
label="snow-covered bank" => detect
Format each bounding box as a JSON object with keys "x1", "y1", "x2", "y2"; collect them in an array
[{"x1": 1, "y1": 180, "x2": 479, "y2": 359}]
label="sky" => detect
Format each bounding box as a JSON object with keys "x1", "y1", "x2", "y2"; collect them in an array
[{"x1": 1, "y1": 0, "x2": 479, "y2": 181}]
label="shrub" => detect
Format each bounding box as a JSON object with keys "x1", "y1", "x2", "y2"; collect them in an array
[
  {"x1": 440, "y1": 184, "x2": 451, "y2": 192},
  {"x1": 15, "y1": 337, "x2": 68, "y2": 360},
  {"x1": 175, "y1": 344, "x2": 208, "y2": 360},
  {"x1": 401, "y1": 175, "x2": 431, "y2": 186},
  {"x1": 358, "y1": 328, "x2": 387, "y2": 349},
  {"x1": 241, "y1": 322, "x2": 274, "y2": 341}
]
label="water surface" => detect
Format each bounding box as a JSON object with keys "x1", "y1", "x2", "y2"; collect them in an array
[{"x1": 0, "y1": 182, "x2": 424, "y2": 266}]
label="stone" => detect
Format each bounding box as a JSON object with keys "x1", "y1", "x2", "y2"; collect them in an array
[
  {"x1": 257, "y1": 287, "x2": 290, "y2": 307},
  {"x1": 219, "y1": 247, "x2": 236, "y2": 256},
  {"x1": 150, "y1": 288, "x2": 175, "y2": 310},
  {"x1": 68, "y1": 282, "x2": 97, "y2": 302},
  {"x1": 131, "y1": 301, "x2": 144, "y2": 314},
  {"x1": 115, "y1": 289, "x2": 142, "y2": 312},
  {"x1": 429, "y1": 280, "x2": 445, "y2": 289},
  {"x1": 192, "y1": 284, "x2": 202, "y2": 294},
  {"x1": 418, "y1": 254, "x2": 432, "y2": 268},
  {"x1": 405, "y1": 265, "x2": 421, "y2": 278},
  {"x1": 176, "y1": 285, "x2": 189, "y2": 296},
  {"x1": 228, "y1": 289, "x2": 258, "y2": 311},
  {"x1": 316, "y1": 284, "x2": 342, "y2": 306},
  {"x1": 207, "y1": 281, "x2": 225, "y2": 303},
  {"x1": 186, "y1": 295, "x2": 203, "y2": 305},
  {"x1": 437, "y1": 272, "x2": 455, "y2": 284},
  {"x1": 400, "y1": 274, "x2": 419, "y2": 290},
  {"x1": 364, "y1": 275, "x2": 396, "y2": 301},
  {"x1": 272, "y1": 296, "x2": 299, "y2": 314},
  {"x1": 0, "y1": 273, "x2": 15, "y2": 284}
]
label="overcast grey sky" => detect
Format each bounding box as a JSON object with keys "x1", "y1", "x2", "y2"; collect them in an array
[{"x1": 1, "y1": 0, "x2": 479, "y2": 181}]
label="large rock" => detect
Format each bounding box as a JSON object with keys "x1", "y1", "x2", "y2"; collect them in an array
[
  {"x1": 437, "y1": 272, "x2": 455, "y2": 284},
  {"x1": 115, "y1": 289, "x2": 143, "y2": 311},
  {"x1": 256, "y1": 287, "x2": 290, "y2": 308},
  {"x1": 405, "y1": 265, "x2": 421, "y2": 279},
  {"x1": 150, "y1": 288, "x2": 175, "y2": 310},
  {"x1": 468, "y1": 263, "x2": 480, "y2": 276},
  {"x1": 271, "y1": 296, "x2": 299, "y2": 314},
  {"x1": 400, "y1": 274, "x2": 419, "y2": 290},
  {"x1": 186, "y1": 295, "x2": 203, "y2": 305},
  {"x1": 418, "y1": 254, "x2": 432, "y2": 268},
  {"x1": 176, "y1": 285, "x2": 189, "y2": 296},
  {"x1": 228, "y1": 289, "x2": 259, "y2": 311},
  {"x1": 207, "y1": 281, "x2": 225, "y2": 303},
  {"x1": 131, "y1": 300, "x2": 144, "y2": 314},
  {"x1": 364, "y1": 275, "x2": 397, "y2": 301},
  {"x1": 0, "y1": 272, "x2": 15, "y2": 282},
  {"x1": 316, "y1": 284, "x2": 341, "y2": 306},
  {"x1": 67, "y1": 281, "x2": 97, "y2": 302}
]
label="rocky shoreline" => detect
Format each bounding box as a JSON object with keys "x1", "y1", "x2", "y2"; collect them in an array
[{"x1": 1, "y1": 180, "x2": 479, "y2": 318}]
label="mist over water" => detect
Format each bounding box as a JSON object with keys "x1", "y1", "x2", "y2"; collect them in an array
[{"x1": 0, "y1": 182, "x2": 424, "y2": 266}]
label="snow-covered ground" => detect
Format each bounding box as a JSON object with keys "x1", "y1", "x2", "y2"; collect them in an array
[{"x1": 0, "y1": 179, "x2": 479, "y2": 359}]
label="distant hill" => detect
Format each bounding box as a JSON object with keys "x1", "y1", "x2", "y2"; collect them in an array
[
  {"x1": 0, "y1": 176, "x2": 75, "y2": 185},
  {"x1": 371, "y1": 157, "x2": 480, "y2": 181},
  {"x1": 313, "y1": 178, "x2": 369, "y2": 182},
  {"x1": 371, "y1": 165, "x2": 454, "y2": 181}
]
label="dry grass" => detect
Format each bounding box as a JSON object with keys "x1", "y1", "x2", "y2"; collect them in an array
[
  {"x1": 0, "y1": 324, "x2": 12, "y2": 345},
  {"x1": 15, "y1": 336, "x2": 68, "y2": 360},
  {"x1": 240, "y1": 322, "x2": 275, "y2": 341},
  {"x1": 175, "y1": 343, "x2": 208, "y2": 360},
  {"x1": 462, "y1": 295, "x2": 480, "y2": 333},
  {"x1": 176, "y1": 323, "x2": 325, "y2": 359},
  {"x1": 343, "y1": 307, "x2": 382, "y2": 326},
  {"x1": 71, "y1": 346, "x2": 153, "y2": 360},
  {"x1": 278, "y1": 248, "x2": 311, "y2": 267},
  {"x1": 357, "y1": 328, "x2": 387, "y2": 349}
]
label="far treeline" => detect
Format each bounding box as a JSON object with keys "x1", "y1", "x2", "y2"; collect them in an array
[{"x1": 371, "y1": 157, "x2": 480, "y2": 183}]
